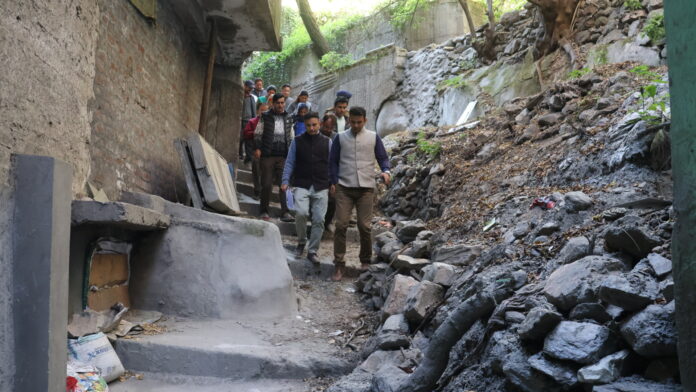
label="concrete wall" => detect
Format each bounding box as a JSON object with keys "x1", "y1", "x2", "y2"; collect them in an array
[
  {"x1": 89, "y1": 0, "x2": 207, "y2": 201},
  {"x1": 289, "y1": 0, "x2": 485, "y2": 89},
  {"x1": 299, "y1": 46, "x2": 407, "y2": 136},
  {"x1": 0, "y1": 2, "x2": 100, "y2": 387}
]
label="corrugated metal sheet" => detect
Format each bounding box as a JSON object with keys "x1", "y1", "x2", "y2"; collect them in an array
[{"x1": 129, "y1": 0, "x2": 156, "y2": 20}]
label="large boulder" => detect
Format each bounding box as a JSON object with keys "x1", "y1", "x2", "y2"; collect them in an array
[
  {"x1": 490, "y1": 331, "x2": 561, "y2": 392},
  {"x1": 528, "y1": 353, "x2": 579, "y2": 389},
  {"x1": 555, "y1": 236, "x2": 590, "y2": 265},
  {"x1": 432, "y1": 244, "x2": 483, "y2": 266},
  {"x1": 362, "y1": 314, "x2": 410, "y2": 357},
  {"x1": 421, "y1": 262, "x2": 457, "y2": 287},
  {"x1": 543, "y1": 321, "x2": 620, "y2": 364},
  {"x1": 395, "y1": 220, "x2": 427, "y2": 243},
  {"x1": 372, "y1": 365, "x2": 409, "y2": 392},
  {"x1": 382, "y1": 275, "x2": 419, "y2": 319},
  {"x1": 517, "y1": 307, "x2": 563, "y2": 341},
  {"x1": 598, "y1": 273, "x2": 659, "y2": 311},
  {"x1": 380, "y1": 240, "x2": 404, "y2": 261},
  {"x1": 564, "y1": 191, "x2": 593, "y2": 212},
  {"x1": 544, "y1": 256, "x2": 625, "y2": 311},
  {"x1": 392, "y1": 255, "x2": 430, "y2": 270},
  {"x1": 646, "y1": 253, "x2": 672, "y2": 278},
  {"x1": 620, "y1": 301, "x2": 677, "y2": 358},
  {"x1": 604, "y1": 218, "x2": 662, "y2": 259},
  {"x1": 577, "y1": 350, "x2": 632, "y2": 385},
  {"x1": 404, "y1": 281, "x2": 444, "y2": 323}
]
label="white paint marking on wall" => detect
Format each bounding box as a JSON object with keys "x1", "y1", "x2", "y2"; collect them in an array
[{"x1": 455, "y1": 101, "x2": 478, "y2": 126}]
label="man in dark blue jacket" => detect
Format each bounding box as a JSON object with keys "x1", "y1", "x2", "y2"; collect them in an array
[{"x1": 281, "y1": 112, "x2": 331, "y2": 263}]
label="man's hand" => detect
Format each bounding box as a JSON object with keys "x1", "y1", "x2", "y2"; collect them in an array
[
  {"x1": 330, "y1": 184, "x2": 336, "y2": 196},
  {"x1": 381, "y1": 172, "x2": 391, "y2": 186},
  {"x1": 254, "y1": 149, "x2": 261, "y2": 159},
  {"x1": 281, "y1": 184, "x2": 288, "y2": 192}
]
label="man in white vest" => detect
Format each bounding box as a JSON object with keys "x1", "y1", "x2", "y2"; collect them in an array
[{"x1": 329, "y1": 106, "x2": 391, "y2": 281}]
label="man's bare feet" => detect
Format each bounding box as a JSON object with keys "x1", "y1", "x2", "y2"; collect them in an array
[
  {"x1": 331, "y1": 265, "x2": 344, "y2": 281},
  {"x1": 359, "y1": 263, "x2": 370, "y2": 271}
]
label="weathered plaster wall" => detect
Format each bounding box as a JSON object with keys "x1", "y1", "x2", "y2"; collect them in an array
[
  {"x1": 0, "y1": 1, "x2": 100, "y2": 387},
  {"x1": 89, "y1": 0, "x2": 207, "y2": 201}
]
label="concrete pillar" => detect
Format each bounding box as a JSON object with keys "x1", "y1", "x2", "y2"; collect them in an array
[
  {"x1": 664, "y1": 3, "x2": 696, "y2": 391},
  {"x1": 12, "y1": 155, "x2": 72, "y2": 392}
]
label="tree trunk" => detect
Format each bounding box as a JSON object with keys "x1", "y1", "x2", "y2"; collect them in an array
[
  {"x1": 457, "y1": 0, "x2": 477, "y2": 35},
  {"x1": 473, "y1": 0, "x2": 497, "y2": 62},
  {"x1": 396, "y1": 280, "x2": 515, "y2": 392},
  {"x1": 296, "y1": 0, "x2": 330, "y2": 58},
  {"x1": 527, "y1": 0, "x2": 582, "y2": 62}
]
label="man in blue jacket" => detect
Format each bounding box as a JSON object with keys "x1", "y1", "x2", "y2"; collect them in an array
[{"x1": 329, "y1": 106, "x2": 391, "y2": 281}]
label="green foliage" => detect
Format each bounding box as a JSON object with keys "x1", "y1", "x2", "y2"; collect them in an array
[
  {"x1": 630, "y1": 66, "x2": 669, "y2": 125},
  {"x1": 479, "y1": 0, "x2": 527, "y2": 19},
  {"x1": 567, "y1": 67, "x2": 592, "y2": 79},
  {"x1": 416, "y1": 131, "x2": 442, "y2": 158},
  {"x1": 623, "y1": 0, "x2": 643, "y2": 10},
  {"x1": 436, "y1": 75, "x2": 468, "y2": 92},
  {"x1": 383, "y1": 0, "x2": 436, "y2": 31},
  {"x1": 242, "y1": 11, "x2": 364, "y2": 86},
  {"x1": 643, "y1": 14, "x2": 666, "y2": 43},
  {"x1": 319, "y1": 51, "x2": 354, "y2": 72}
]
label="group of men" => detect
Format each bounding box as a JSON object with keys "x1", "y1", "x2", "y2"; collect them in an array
[{"x1": 240, "y1": 78, "x2": 391, "y2": 281}]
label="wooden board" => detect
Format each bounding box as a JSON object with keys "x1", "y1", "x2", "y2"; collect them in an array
[
  {"x1": 88, "y1": 254, "x2": 128, "y2": 287},
  {"x1": 88, "y1": 285, "x2": 131, "y2": 312},
  {"x1": 174, "y1": 139, "x2": 205, "y2": 209},
  {"x1": 186, "y1": 134, "x2": 240, "y2": 214}
]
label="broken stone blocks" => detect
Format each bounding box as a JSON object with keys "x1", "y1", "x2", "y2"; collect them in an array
[
  {"x1": 382, "y1": 275, "x2": 419, "y2": 319},
  {"x1": 422, "y1": 262, "x2": 457, "y2": 287},
  {"x1": 404, "y1": 281, "x2": 444, "y2": 323},
  {"x1": 543, "y1": 321, "x2": 619, "y2": 364}
]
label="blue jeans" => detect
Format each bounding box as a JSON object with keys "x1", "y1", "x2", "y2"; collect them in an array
[{"x1": 293, "y1": 186, "x2": 329, "y2": 254}]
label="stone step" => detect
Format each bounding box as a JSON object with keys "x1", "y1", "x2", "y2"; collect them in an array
[
  {"x1": 237, "y1": 181, "x2": 280, "y2": 203},
  {"x1": 239, "y1": 200, "x2": 283, "y2": 217},
  {"x1": 236, "y1": 168, "x2": 254, "y2": 184},
  {"x1": 114, "y1": 319, "x2": 354, "y2": 381},
  {"x1": 110, "y1": 373, "x2": 310, "y2": 392}
]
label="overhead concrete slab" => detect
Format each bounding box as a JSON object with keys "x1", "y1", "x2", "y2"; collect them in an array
[
  {"x1": 169, "y1": 0, "x2": 281, "y2": 66},
  {"x1": 186, "y1": 133, "x2": 240, "y2": 214},
  {"x1": 121, "y1": 192, "x2": 295, "y2": 320},
  {"x1": 71, "y1": 200, "x2": 170, "y2": 231}
]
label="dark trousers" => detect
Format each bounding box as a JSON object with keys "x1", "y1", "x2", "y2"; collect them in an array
[
  {"x1": 239, "y1": 121, "x2": 247, "y2": 158},
  {"x1": 333, "y1": 185, "x2": 374, "y2": 264},
  {"x1": 260, "y1": 156, "x2": 288, "y2": 215},
  {"x1": 324, "y1": 194, "x2": 336, "y2": 225},
  {"x1": 244, "y1": 140, "x2": 261, "y2": 196}
]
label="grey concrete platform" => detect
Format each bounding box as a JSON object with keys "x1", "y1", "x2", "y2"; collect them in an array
[
  {"x1": 114, "y1": 319, "x2": 354, "y2": 380},
  {"x1": 71, "y1": 200, "x2": 170, "y2": 230},
  {"x1": 111, "y1": 373, "x2": 309, "y2": 392}
]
